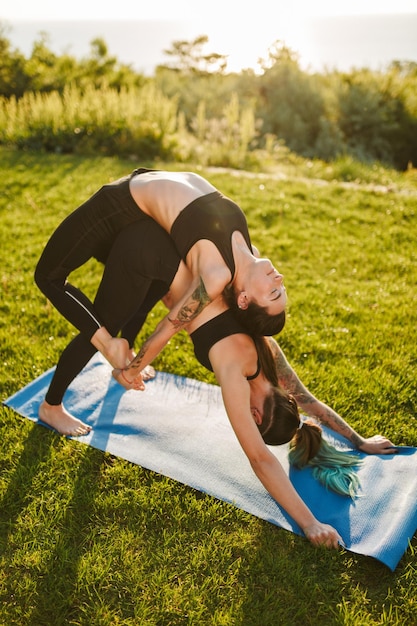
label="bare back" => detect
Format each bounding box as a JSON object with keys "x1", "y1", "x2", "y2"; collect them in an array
[{"x1": 129, "y1": 170, "x2": 216, "y2": 232}]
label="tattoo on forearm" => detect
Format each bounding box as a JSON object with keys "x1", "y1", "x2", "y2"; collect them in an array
[
  {"x1": 125, "y1": 342, "x2": 149, "y2": 373},
  {"x1": 350, "y1": 433, "x2": 365, "y2": 448},
  {"x1": 168, "y1": 278, "x2": 210, "y2": 329},
  {"x1": 123, "y1": 279, "x2": 210, "y2": 375}
]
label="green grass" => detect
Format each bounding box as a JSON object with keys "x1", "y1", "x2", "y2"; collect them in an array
[{"x1": 1, "y1": 147, "x2": 417, "y2": 625}]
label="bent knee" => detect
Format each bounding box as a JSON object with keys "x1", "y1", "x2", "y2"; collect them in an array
[
  {"x1": 34, "y1": 261, "x2": 51, "y2": 292},
  {"x1": 34, "y1": 262, "x2": 65, "y2": 295},
  {"x1": 34, "y1": 263, "x2": 45, "y2": 290}
]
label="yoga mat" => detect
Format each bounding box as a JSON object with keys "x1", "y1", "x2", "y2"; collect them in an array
[{"x1": 4, "y1": 353, "x2": 417, "y2": 571}]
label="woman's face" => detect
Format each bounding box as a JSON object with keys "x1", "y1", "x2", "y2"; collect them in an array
[{"x1": 248, "y1": 259, "x2": 287, "y2": 315}]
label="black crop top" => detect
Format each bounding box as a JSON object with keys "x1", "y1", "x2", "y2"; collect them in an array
[
  {"x1": 190, "y1": 309, "x2": 261, "y2": 380},
  {"x1": 170, "y1": 191, "x2": 252, "y2": 278}
]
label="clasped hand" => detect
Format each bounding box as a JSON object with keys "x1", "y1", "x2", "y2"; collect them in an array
[{"x1": 112, "y1": 366, "x2": 154, "y2": 391}]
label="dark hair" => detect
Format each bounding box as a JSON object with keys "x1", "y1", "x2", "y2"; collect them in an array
[
  {"x1": 259, "y1": 385, "x2": 362, "y2": 497},
  {"x1": 222, "y1": 285, "x2": 286, "y2": 336},
  {"x1": 259, "y1": 385, "x2": 300, "y2": 445}
]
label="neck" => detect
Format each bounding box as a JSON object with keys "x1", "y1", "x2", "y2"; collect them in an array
[{"x1": 231, "y1": 232, "x2": 255, "y2": 288}]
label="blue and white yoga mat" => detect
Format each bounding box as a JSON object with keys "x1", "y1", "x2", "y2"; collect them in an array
[{"x1": 4, "y1": 353, "x2": 417, "y2": 571}]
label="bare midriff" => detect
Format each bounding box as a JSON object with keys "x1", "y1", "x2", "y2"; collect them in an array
[{"x1": 129, "y1": 170, "x2": 216, "y2": 232}]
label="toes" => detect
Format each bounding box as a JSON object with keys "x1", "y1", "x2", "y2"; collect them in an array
[
  {"x1": 68, "y1": 424, "x2": 91, "y2": 437},
  {"x1": 141, "y1": 365, "x2": 156, "y2": 381}
]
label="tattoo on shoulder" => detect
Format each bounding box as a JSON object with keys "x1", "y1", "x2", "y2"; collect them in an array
[{"x1": 169, "y1": 278, "x2": 210, "y2": 328}]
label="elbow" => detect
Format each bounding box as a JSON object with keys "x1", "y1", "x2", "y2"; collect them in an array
[{"x1": 247, "y1": 448, "x2": 274, "y2": 474}]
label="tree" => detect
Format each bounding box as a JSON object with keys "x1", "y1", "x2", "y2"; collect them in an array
[
  {"x1": 257, "y1": 41, "x2": 326, "y2": 156},
  {"x1": 161, "y1": 35, "x2": 227, "y2": 74},
  {"x1": 0, "y1": 24, "x2": 29, "y2": 97},
  {"x1": 336, "y1": 69, "x2": 417, "y2": 168}
]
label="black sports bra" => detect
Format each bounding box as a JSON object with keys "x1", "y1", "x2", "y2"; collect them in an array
[
  {"x1": 170, "y1": 191, "x2": 252, "y2": 278},
  {"x1": 190, "y1": 309, "x2": 261, "y2": 380}
]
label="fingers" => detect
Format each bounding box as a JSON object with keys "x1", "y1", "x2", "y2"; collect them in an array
[
  {"x1": 304, "y1": 523, "x2": 343, "y2": 549},
  {"x1": 360, "y1": 435, "x2": 398, "y2": 455},
  {"x1": 374, "y1": 436, "x2": 395, "y2": 448},
  {"x1": 313, "y1": 533, "x2": 341, "y2": 550},
  {"x1": 132, "y1": 376, "x2": 146, "y2": 391},
  {"x1": 379, "y1": 444, "x2": 398, "y2": 455},
  {"x1": 112, "y1": 368, "x2": 146, "y2": 391}
]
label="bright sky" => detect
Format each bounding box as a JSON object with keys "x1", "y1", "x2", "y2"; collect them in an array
[
  {"x1": 2, "y1": 0, "x2": 417, "y2": 73},
  {"x1": 2, "y1": 0, "x2": 417, "y2": 20}
]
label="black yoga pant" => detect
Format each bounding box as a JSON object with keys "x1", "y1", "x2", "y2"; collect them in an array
[
  {"x1": 34, "y1": 170, "x2": 151, "y2": 339},
  {"x1": 45, "y1": 281, "x2": 168, "y2": 405},
  {"x1": 44, "y1": 218, "x2": 181, "y2": 405}
]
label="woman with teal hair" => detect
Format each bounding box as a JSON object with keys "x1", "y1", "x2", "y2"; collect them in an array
[{"x1": 175, "y1": 294, "x2": 395, "y2": 548}]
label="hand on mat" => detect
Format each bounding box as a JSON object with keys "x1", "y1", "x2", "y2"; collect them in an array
[
  {"x1": 358, "y1": 434, "x2": 396, "y2": 455},
  {"x1": 112, "y1": 367, "x2": 146, "y2": 391},
  {"x1": 303, "y1": 521, "x2": 343, "y2": 549}
]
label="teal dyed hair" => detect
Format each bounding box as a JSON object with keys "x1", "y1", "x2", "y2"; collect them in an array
[
  {"x1": 259, "y1": 390, "x2": 362, "y2": 498},
  {"x1": 289, "y1": 431, "x2": 362, "y2": 498}
]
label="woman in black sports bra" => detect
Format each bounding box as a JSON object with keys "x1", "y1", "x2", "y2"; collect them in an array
[
  {"x1": 182, "y1": 295, "x2": 396, "y2": 549},
  {"x1": 113, "y1": 169, "x2": 287, "y2": 390},
  {"x1": 34, "y1": 168, "x2": 284, "y2": 434},
  {"x1": 36, "y1": 192, "x2": 395, "y2": 548}
]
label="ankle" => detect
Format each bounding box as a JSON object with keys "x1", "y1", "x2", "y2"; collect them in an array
[{"x1": 91, "y1": 326, "x2": 113, "y2": 356}]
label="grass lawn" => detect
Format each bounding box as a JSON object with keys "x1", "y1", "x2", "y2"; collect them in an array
[{"x1": 1, "y1": 147, "x2": 417, "y2": 625}]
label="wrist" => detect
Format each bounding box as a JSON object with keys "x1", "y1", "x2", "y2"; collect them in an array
[
  {"x1": 350, "y1": 433, "x2": 366, "y2": 449},
  {"x1": 301, "y1": 520, "x2": 320, "y2": 536},
  {"x1": 120, "y1": 369, "x2": 132, "y2": 385},
  {"x1": 300, "y1": 515, "x2": 319, "y2": 534}
]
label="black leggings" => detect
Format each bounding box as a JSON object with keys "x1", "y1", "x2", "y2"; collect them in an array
[
  {"x1": 34, "y1": 170, "x2": 152, "y2": 339},
  {"x1": 44, "y1": 219, "x2": 180, "y2": 405},
  {"x1": 34, "y1": 173, "x2": 180, "y2": 405}
]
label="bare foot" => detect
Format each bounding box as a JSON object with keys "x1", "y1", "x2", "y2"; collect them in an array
[
  {"x1": 103, "y1": 337, "x2": 131, "y2": 369},
  {"x1": 38, "y1": 400, "x2": 92, "y2": 436},
  {"x1": 141, "y1": 365, "x2": 156, "y2": 381}
]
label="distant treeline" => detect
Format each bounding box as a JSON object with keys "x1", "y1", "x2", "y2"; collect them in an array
[{"x1": 1, "y1": 27, "x2": 416, "y2": 170}]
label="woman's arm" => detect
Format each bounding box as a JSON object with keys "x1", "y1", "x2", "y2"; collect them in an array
[
  {"x1": 209, "y1": 339, "x2": 342, "y2": 548},
  {"x1": 114, "y1": 273, "x2": 211, "y2": 389},
  {"x1": 269, "y1": 338, "x2": 395, "y2": 454}
]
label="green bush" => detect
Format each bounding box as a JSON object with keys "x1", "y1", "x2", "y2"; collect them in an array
[{"x1": 0, "y1": 83, "x2": 179, "y2": 159}]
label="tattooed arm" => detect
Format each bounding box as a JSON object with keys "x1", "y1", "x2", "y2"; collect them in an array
[
  {"x1": 268, "y1": 338, "x2": 395, "y2": 455},
  {"x1": 167, "y1": 279, "x2": 211, "y2": 329},
  {"x1": 113, "y1": 276, "x2": 211, "y2": 390}
]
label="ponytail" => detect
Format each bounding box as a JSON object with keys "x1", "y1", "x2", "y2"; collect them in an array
[
  {"x1": 240, "y1": 313, "x2": 361, "y2": 497},
  {"x1": 259, "y1": 397, "x2": 362, "y2": 498},
  {"x1": 288, "y1": 421, "x2": 362, "y2": 498}
]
